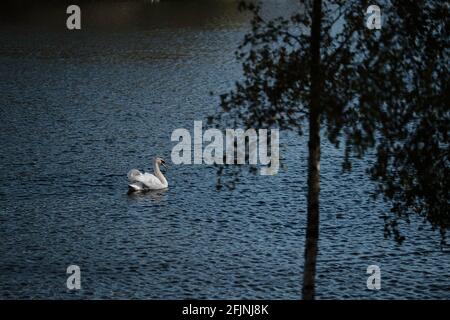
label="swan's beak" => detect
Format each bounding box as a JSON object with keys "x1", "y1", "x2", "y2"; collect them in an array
[{"x1": 161, "y1": 162, "x2": 168, "y2": 170}]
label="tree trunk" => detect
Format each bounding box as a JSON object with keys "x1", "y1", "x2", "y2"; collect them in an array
[{"x1": 302, "y1": 0, "x2": 322, "y2": 300}]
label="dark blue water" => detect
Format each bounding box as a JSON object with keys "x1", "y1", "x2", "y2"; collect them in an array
[{"x1": 0, "y1": 0, "x2": 448, "y2": 299}]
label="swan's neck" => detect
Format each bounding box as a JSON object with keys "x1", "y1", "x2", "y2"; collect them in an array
[{"x1": 153, "y1": 161, "x2": 168, "y2": 187}]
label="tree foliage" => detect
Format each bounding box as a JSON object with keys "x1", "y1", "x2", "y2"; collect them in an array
[{"x1": 212, "y1": 0, "x2": 449, "y2": 244}]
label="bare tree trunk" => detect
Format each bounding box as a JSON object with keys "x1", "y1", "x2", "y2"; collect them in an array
[{"x1": 302, "y1": 0, "x2": 322, "y2": 300}]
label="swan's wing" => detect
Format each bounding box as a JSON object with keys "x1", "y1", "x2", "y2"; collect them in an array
[
  {"x1": 128, "y1": 182, "x2": 145, "y2": 193},
  {"x1": 127, "y1": 169, "x2": 142, "y2": 182},
  {"x1": 135, "y1": 172, "x2": 164, "y2": 189}
]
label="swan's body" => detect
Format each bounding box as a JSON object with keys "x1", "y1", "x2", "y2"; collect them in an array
[{"x1": 127, "y1": 157, "x2": 168, "y2": 193}]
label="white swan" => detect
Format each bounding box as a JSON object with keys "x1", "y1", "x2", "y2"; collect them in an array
[{"x1": 127, "y1": 157, "x2": 168, "y2": 193}]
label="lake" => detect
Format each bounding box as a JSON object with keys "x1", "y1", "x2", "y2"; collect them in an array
[{"x1": 0, "y1": 0, "x2": 448, "y2": 299}]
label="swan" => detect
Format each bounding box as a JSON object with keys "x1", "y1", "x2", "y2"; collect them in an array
[{"x1": 127, "y1": 157, "x2": 168, "y2": 193}]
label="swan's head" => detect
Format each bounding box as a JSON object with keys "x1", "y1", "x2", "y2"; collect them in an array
[{"x1": 155, "y1": 157, "x2": 168, "y2": 169}]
